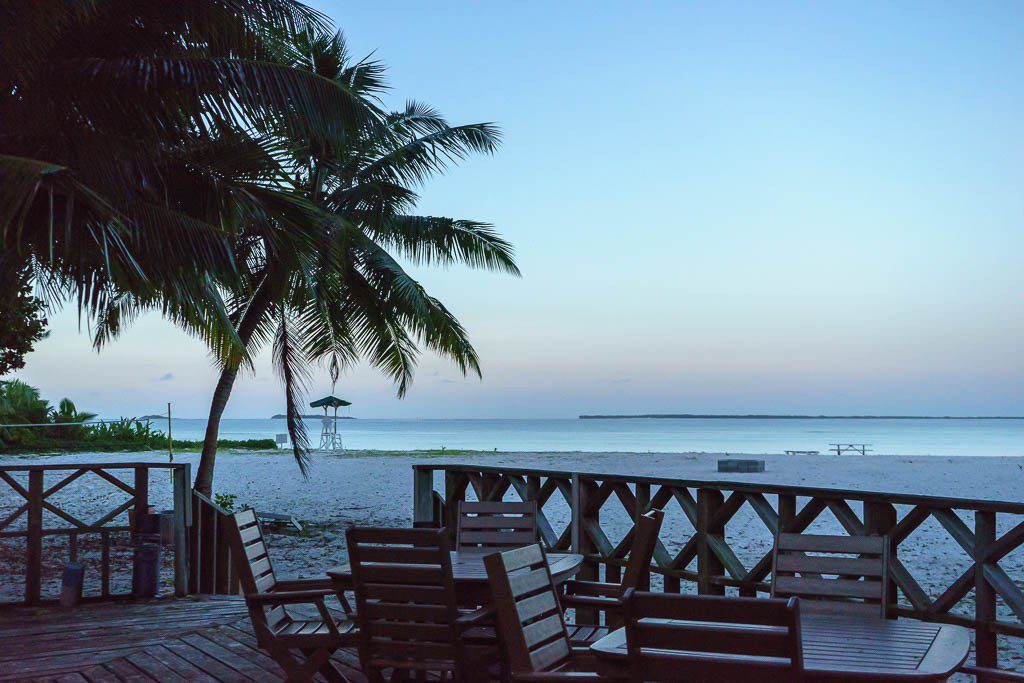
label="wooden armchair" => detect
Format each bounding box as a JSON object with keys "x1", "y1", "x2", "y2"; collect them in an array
[
  {"x1": 226, "y1": 509, "x2": 356, "y2": 682},
  {"x1": 771, "y1": 532, "x2": 889, "y2": 618},
  {"x1": 622, "y1": 590, "x2": 804, "y2": 682},
  {"x1": 563, "y1": 509, "x2": 664, "y2": 639},
  {"x1": 484, "y1": 544, "x2": 605, "y2": 682},
  {"x1": 457, "y1": 500, "x2": 539, "y2": 550},
  {"x1": 346, "y1": 526, "x2": 495, "y2": 683}
]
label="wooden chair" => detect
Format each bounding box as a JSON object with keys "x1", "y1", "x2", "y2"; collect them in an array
[
  {"x1": 226, "y1": 509, "x2": 356, "y2": 682},
  {"x1": 484, "y1": 544, "x2": 604, "y2": 682},
  {"x1": 771, "y1": 532, "x2": 890, "y2": 618},
  {"x1": 563, "y1": 509, "x2": 664, "y2": 636},
  {"x1": 346, "y1": 526, "x2": 493, "y2": 683},
  {"x1": 622, "y1": 590, "x2": 804, "y2": 682},
  {"x1": 456, "y1": 500, "x2": 539, "y2": 550}
]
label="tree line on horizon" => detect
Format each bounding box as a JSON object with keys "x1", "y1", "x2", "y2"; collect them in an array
[{"x1": 0, "y1": 1, "x2": 518, "y2": 494}]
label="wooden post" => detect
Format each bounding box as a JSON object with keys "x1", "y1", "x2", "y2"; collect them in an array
[
  {"x1": 697, "y1": 488, "x2": 725, "y2": 595},
  {"x1": 198, "y1": 497, "x2": 217, "y2": 593},
  {"x1": 572, "y1": 473, "x2": 599, "y2": 623},
  {"x1": 172, "y1": 464, "x2": 190, "y2": 597},
  {"x1": 167, "y1": 402, "x2": 173, "y2": 459},
  {"x1": 25, "y1": 469, "x2": 43, "y2": 605},
  {"x1": 413, "y1": 467, "x2": 434, "y2": 526},
  {"x1": 975, "y1": 510, "x2": 997, "y2": 677},
  {"x1": 444, "y1": 471, "x2": 463, "y2": 541},
  {"x1": 864, "y1": 501, "x2": 898, "y2": 617},
  {"x1": 214, "y1": 508, "x2": 232, "y2": 594},
  {"x1": 570, "y1": 472, "x2": 582, "y2": 554},
  {"x1": 777, "y1": 494, "x2": 795, "y2": 533},
  {"x1": 133, "y1": 466, "x2": 149, "y2": 542},
  {"x1": 100, "y1": 530, "x2": 110, "y2": 597},
  {"x1": 634, "y1": 483, "x2": 651, "y2": 590}
]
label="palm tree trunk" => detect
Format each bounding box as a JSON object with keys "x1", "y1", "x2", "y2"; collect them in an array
[
  {"x1": 193, "y1": 366, "x2": 238, "y2": 496},
  {"x1": 193, "y1": 277, "x2": 275, "y2": 496}
]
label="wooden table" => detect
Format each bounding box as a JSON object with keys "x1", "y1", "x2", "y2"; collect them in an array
[
  {"x1": 327, "y1": 549, "x2": 584, "y2": 607},
  {"x1": 590, "y1": 614, "x2": 971, "y2": 681}
]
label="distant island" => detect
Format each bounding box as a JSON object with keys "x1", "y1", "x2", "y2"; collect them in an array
[
  {"x1": 140, "y1": 414, "x2": 166, "y2": 420},
  {"x1": 271, "y1": 414, "x2": 355, "y2": 420},
  {"x1": 579, "y1": 414, "x2": 1024, "y2": 420}
]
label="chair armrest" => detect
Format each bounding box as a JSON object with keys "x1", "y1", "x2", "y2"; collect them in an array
[
  {"x1": 454, "y1": 605, "x2": 495, "y2": 630},
  {"x1": 245, "y1": 588, "x2": 334, "y2": 605},
  {"x1": 512, "y1": 674, "x2": 604, "y2": 682},
  {"x1": 279, "y1": 577, "x2": 354, "y2": 613},
  {"x1": 562, "y1": 594, "x2": 622, "y2": 611},
  {"x1": 274, "y1": 577, "x2": 333, "y2": 591},
  {"x1": 563, "y1": 579, "x2": 622, "y2": 598}
]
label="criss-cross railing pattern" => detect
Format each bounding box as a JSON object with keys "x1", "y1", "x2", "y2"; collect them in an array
[
  {"x1": 0, "y1": 462, "x2": 190, "y2": 605},
  {"x1": 413, "y1": 464, "x2": 1024, "y2": 679}
]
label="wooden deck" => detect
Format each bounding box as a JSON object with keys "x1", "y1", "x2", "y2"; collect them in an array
[{"x1": 0, "y1": 596, "x2": 366, "y2": 682}]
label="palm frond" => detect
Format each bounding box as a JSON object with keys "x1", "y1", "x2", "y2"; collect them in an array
[{"x1": 272, "y1": 310, "x2": 311, "y2": 473}]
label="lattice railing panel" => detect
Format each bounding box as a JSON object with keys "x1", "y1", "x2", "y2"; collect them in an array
[{"x1": 413, "y1": 464, "x2": 1024, "y2": 677}]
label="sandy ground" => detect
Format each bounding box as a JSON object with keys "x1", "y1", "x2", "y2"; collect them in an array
[{"x1": 2, "y1": 448, "x2": 1023, "y2": 675}]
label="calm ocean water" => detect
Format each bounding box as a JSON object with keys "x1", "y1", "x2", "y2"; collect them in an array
[{"x1": 156, "y1": 417, "x2": 1024, "y2": 456}]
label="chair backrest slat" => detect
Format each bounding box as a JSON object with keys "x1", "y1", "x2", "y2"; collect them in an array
[
  {"x1": 620, "y1": 509, "x2": 665, "y2": 593},
  {"x1": 623, "y1": 591, "x2": 803, "y2": 683},
  {"x1": 226, "y1": 509, "x2": 287, "y2": 634},
  {"x1": 771, "y1": 532, "x2": 889, "y2": 618},
  {"x1": 484, "y1": 543, "x2": 572, "y2": 676},
  {"x1": 346, "y1": 526, "x2": 461, "y2": 677},
  {"x1": 456, "y1": 500, "x2": 538, "y2": 550}
]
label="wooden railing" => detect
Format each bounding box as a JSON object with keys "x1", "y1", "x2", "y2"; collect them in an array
[
  {"x1": 413, "y1": 463, "x2": 1024, "y2": 679},
  {"x1": 0, "y1": 462, "x2": 190, "y2": 605},
  {"x1": 187, "y1": 491, "x2": 239, "y2": 595}
]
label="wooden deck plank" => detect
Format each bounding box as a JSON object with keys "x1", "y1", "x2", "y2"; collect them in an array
[
  {"x1": 158, "y1": 640, "x2": 252, "y2": 683},
  {"x1": 77, "y1": 665, "x2": 119, "y2": 683},
  {"x1": 98, "y1": 659, "x2": 148, "y2": 683},
  {"x1": 122, "y1": 653, "x2": 187, "y2": 683},
  {"x1": 2, "y1": 597, "x2": 370, "y2": 683},
  {"x1": 178, "y1": 634, "x2": 270, "y2": 681},
  {"x1": 197, "y1": 627, "x2": 285, "y2": 679},
  {"x1": 138, "y1": 647, "x2": 218, "y2": 683}
]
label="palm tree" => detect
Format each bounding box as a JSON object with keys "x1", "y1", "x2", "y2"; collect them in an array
[
  {"x1": 0, "y1": 1, "x2": 377, "y2": 358},
  {"x1": 192, "y1": 32, "x2": 519, "y2": 495}
]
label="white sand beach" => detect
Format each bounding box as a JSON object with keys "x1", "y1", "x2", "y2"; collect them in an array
[{"x1": 2, "y1": 449, "x2": 1023, "y2": 673}]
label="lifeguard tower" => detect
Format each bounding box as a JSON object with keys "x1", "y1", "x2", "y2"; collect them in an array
[{"x1": 309, "y1": 395, "x2": 351, "y2": 453}]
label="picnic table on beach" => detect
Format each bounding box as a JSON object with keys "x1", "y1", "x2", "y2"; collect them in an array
[
  {"x1": 327, "y1": 548, "x2": 585, "y2": 607},
  {"x1": 831, "y1": 442, "x2": 873, "y2": 455},
  {"x1": 589, "y1": 613, "x2": 970, "y2": 681}
]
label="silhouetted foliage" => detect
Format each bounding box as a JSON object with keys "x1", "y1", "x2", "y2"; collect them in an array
[{"x1": 0, "y1": 261, "x2": 47, "y2": 376}]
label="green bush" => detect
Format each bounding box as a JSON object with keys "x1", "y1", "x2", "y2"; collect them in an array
[{"x1": 0, "y1": 381, "x2": 276, "y2": 453}]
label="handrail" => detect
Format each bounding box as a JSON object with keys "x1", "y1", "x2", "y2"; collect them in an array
[
  {"x1": 413, "y1": 462, "x2": 1024, "y2": 514},
  {"x1": 0, "y1": 462, "x2": 190, "y2": 605},
  {"x1": 413, "y1": 462, "x2": 1024, "y2": 678}
]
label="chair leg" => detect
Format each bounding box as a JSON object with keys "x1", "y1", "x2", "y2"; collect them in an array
[
  {"x1": 318, "y1": 656, "x2": 352, "y2": 683},
  {"x1": 276, "y1": 646, "x2": 333, "y2": 682}
]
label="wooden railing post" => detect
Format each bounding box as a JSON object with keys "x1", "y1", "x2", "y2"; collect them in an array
[
  {"x1": 777, "y1": 494, "x2": 795, "y2": 533},
  {"x1": 571, "y1": 473, "x2": 600, "y2": 622},
  {"x1": 570, "y1": 472, "x2": 582, "y2": 554},
  {"x1": 443, "y1": 470, "x2": 464, "y2": 541},
  {"x1": 634, "y1": 483, "x2": 651, "y2": 590},
  {"x1": 865, "y1": 501, "x2": 898, "y2": 617},
  {"x1": 25, "y1": 469, "x2": 43, "y2": 605},
  {"x1": 697, "y1": 488, "x2": 725, "y2": 595},
  {"x1": 975, "y1": 510, "x2": 997, "y2": 678},
  {"x1": 413, "y1": 467, "x2": 434, "y2": 526},
  {"x1": 133, "y1": 465, "x2": 149, "y2": 541},
  {"x1": 172, "y1": 464, "x2": 190, "y2": 597}
]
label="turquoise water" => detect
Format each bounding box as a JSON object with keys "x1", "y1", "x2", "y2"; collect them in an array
[{"x1": 156, "y1": 417, "x2": 1024, "y2": 456}]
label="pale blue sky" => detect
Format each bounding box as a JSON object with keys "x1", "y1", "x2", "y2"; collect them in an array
[{"x1": 13, "y1": 1, "x2": 1024, "y2": 418}]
